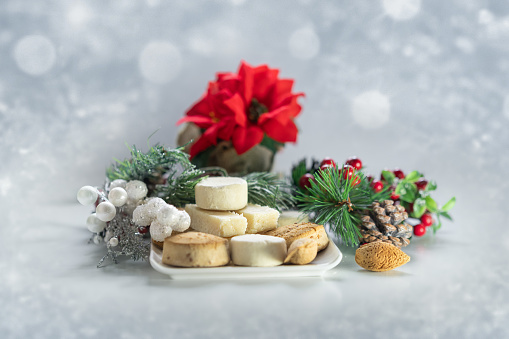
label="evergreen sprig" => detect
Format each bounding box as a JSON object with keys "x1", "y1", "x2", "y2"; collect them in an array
[
  {"x1": 154, "y1": 166, "x2": 206, "y2": 207},
  {"x1": 243, "y1": 172, "x2": 295, "y2": 212},
  {"x1": 295, "y1": 167, "x2": 374, "y2": 246},
  {"x1": 106, "y1": 144, "x2": 191, "y2": 183}
]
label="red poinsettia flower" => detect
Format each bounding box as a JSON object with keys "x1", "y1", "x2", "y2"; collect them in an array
[{"x1": 177, "y1": 61, "x2": 304, "y2": 158}]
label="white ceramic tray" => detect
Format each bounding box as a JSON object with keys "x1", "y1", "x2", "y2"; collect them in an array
[{"x1": 149, "y1": 241, "x2": 342, "y2": 280}]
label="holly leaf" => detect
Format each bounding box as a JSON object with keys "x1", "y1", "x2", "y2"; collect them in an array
[
  {"x1": 426, "y1": 180, "x2": 437, "y2": 191},
  {"x1": 441, "y1": 197, "x2": 456, "y2": 212},
  {"x1": 398, "y1": 182, "x2": 418, "y2": 203},
  {"x1": 432, "y1": 219, "x2": 442, "y2": 234},
  {"x1": 412, "y1": 198, "x2": 426, "y2": 218},
  {"x1": 382, "y1": 170, "x2": 395, "y2": 185},
  {"x1": 404, "y1": 170, "x2": 422, "y2": 183},
  {"x1": 425, "y1": 196, "x2": 438, "y2": 213},
  {"x1": 394, "y1": 182, "x2": 404, "y2": 195},
  {"x1": 439, "y1": 211, "x2": 452, "y2": 221}
]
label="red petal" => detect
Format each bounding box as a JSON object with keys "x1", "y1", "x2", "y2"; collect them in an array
[
  {"x1": 223, "y1": 93, "x2": 247, "y2": 126},
  {"x1": 216, "y1": 72, "x2": 240, "y2": 93},
  {"x1": 189, "y1": 136, "x2": 213, "y2": 159},
  {"x1": 231, "y1": 125, "x2": 264, "y2": 155},
  {"x1": 269, "y1": 79, "x2": 294, "y2": 109},
  {"x1": 202, "y1": 123, "x2": 221, "y2": 144},
  {"x1": 253, "y1": 68, "x2": 279, "y2": 105},
  {"x1": 185, "y1": 94, "x2": 211, "y2": 117},
  {"x1": 258, "y1": 105, "x2": 291, "y2": 126},
  {"x1": 177, "y1": 115, "x2": 214, "y2": 128},
  {"x1": 238, "y1": 61, "x2": 255, "y2": 105},
  {"x1": 217, "y1": 119, "x2": 236, "y2": 141},
  {"x1": 261, "y1": 117, "x2": 298, "y2": 143}
]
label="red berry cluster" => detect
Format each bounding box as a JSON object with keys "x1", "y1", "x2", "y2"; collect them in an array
[{"x1": 298, "y1": 156, "x2": 364, "y2": 190}]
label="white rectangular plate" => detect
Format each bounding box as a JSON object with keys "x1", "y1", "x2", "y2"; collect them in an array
[{"x1": 149, "y1": 241, "x2": 342, "y2": 280}]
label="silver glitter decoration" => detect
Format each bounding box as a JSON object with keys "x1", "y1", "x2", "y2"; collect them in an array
[{"x1": 97, "y1": 205, "x2": 150, "y2": 268}]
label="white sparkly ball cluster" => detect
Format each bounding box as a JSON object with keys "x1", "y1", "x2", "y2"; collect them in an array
[
  {"x1": 77, "y1": 179, "x2": 149, "y2": 245},
  {"x1": 132, "y1": 198, "x2": 191, "y2": 242}
]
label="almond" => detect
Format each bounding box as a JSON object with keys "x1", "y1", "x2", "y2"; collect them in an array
[{"x1": 355, "y1": 241, "x2": 410, "y2": 272}]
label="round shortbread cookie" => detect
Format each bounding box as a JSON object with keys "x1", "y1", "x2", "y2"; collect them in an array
[
  {"x1": 195, "y1": 177, "x2": 248, "y2": 211},
  {"x1": 162, "y1": 232, "x2": 229, "y2": 267}
]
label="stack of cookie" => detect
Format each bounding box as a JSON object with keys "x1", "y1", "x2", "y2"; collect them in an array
[{"x1": 160, "y1": 176, "x2": 329, "y2": 268}]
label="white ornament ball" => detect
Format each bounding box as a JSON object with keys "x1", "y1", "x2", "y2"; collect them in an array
[
  {"x1": 96, "y1": 201, "x2": 116, "y2": 222},
  {"x1": 108, "y1": 187, "x2": 128, "y2": 207},
  {"x1": 150, "y1": 219, "x2": 173, "y2": 242},
  {"x1": 86, "y1": 213, "x2": 107, "y2": 233},
  {"x1": 93, "y1": 234, "x2": 103, "y2": 245},
  {"x1": 156, "y1": 204, "x2": 179, "y2": 225},
  {"x1": 145, "y1": 198, "x2": 167, "y2": 219},
  {"x1": 173, "y1": 211, "x2": 191, "y2": 232},
  {"x1": 132, "y1": 205, "x2": 152, "y2": 226},
  {"x1": 109, "y1": 237, "x2": 119, "y2": 247},
  {"x1": 125, "y1": 180, "x2": 148, "y2": 201},
  {"x1": 77, "y1": 186, "x2": 98, "y2": 206},
  {"x1": 110, "y1": 179, "x2": 127, "y2": 190}
]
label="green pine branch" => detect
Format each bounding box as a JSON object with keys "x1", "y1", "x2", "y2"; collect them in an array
[
  {"x1": 295, "y1": 167, "x2": 374, "y2": 247},
  {"x1": 243, "y1": 172, "x2": 295, "y2": 212}
]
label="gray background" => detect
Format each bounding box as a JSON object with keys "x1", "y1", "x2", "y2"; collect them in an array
[{"x1": 1, "y1": 0, "x2": 508, "y2": 338}]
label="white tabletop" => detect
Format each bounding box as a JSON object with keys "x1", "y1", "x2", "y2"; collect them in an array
[{"x1": 2, "y1": 196, "x2": 505, "y2": 339}]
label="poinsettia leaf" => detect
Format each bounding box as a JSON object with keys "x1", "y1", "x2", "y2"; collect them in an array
[
  {"x1": 404, "y1": 170, "x2": 422, "y2": 183},
  {"x1": 381, "y1": 170, "x2": 395, "y2": 185},
  {"x1": 441, "y1": 197, "x2": 456, "y2": 212},
  {"x1": 412, "y1": 198, "x2": 426, "y2": 218},
  {"x1": 425, "y1": 196, "x2": 438, "y2": 213},
  {"x1": 426, "y1": 180, "x2": 437, "y2": 191},
  {"x1": 259, "y1": 134, "x2": 283, "y2": 154}
]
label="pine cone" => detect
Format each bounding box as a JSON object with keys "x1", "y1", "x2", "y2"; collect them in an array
[{"x1": 358, "y1": 200, "x2": 412, "y2": 248}]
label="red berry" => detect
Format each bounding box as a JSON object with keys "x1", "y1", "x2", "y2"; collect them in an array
[
  {"x1": 393, "y1": 168, "x2": 405, "y2": 179},
  {"x1": 415, "y1": 178, "x2": 428, "y2": 190},
  {"x1": 390, "y1": 191, "x2": 400, "y2": 200},
  {"x1": 413, "y1": 224, "x2": 426, "y2": 237},
  {"x1": 421, "y1": 213, "x2": 433, "y2": 227},
  {"x1": 345, "y1": 157, "x2": 363, "y2": 170},
  {"x1": 371, "y1": 180, "x2": 384, "y2": 193},
  {"x1": 352, "y1": 175, "x2": 361, "y2": 187},
  {"x1": 138, "y1": 226, "x2": 149, "y2": 234},
  {"x1": 299, "y1": 173, "x2": 314, "y2": 189},
  {"x1": 341, "y1": 165, "x2": 356, "y2": 180},
  {"x1": 319, "y1": 157, "x2": 336, "y2": 168},
  {"x1": 320, "y1": 163, "x2": 335, "y2": 172},
  {"x1": 366, "y1": 174, "x2": 374, "y2": 183}
]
